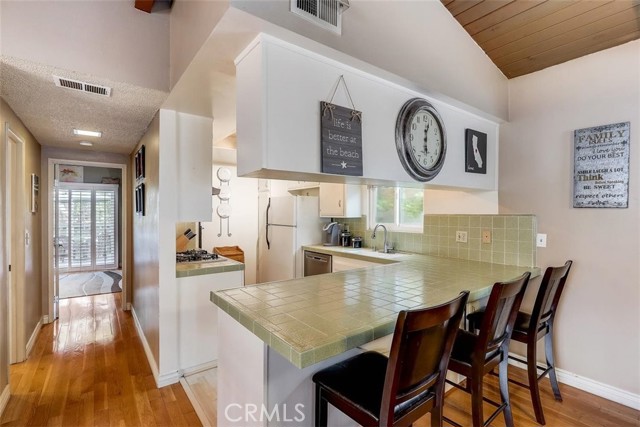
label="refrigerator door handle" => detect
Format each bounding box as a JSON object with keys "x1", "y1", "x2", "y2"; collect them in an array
[{"x1": 266, "y1": 197, "x2": 271, "y2": 250}]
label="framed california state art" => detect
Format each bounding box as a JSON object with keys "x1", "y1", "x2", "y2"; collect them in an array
[{"x1": 464, "y1": 129, "x2": 487, "y2": 174}]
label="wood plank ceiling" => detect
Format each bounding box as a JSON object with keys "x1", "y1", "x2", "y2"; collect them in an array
[{"x1": 442, "y1": 0, "x2": 640, "y2": 78}]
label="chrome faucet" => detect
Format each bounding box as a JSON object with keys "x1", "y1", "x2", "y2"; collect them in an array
[{"x1": 371, "y1": 224, "x2": 393, "y2": 253}]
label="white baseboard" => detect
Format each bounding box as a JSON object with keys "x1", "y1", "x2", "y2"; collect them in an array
[
  {"x1": 0, "y1": 384, "x2": 10, "y2": 418},
  {"x1": 508, "y1": 353, "x2": 640, "y2": 410},
  {"x1": 157, "y1": 371, "x2": 181, "y2": 388},
  {"x1": 131, "y1": 307, "x2": 160, "y2": 383},
  {"x1": 181, "y1": 360, "x2": 217, "y2": 378},
  {"x1": 25, "y1": 317, "x2": 43, "y2": 358},
  {"x1": 131, "y1": 306, "x2": 180, "y2": 388},
  {"x1": 42, "y1": 315, "x2": 50, "y2": 324}
]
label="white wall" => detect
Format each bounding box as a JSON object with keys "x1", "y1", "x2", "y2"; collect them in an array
[
  {"x1": 0, "y1": 0, "x2": 170, "y2": 91},
  {"x1": 131, "y1": 113, "x2": 161, "y2": 374},
  {"x1": 176, "y1": 113, "x2": 213, "y2": 221},
  {"x1": 425, "y1": 189, "x2": 498, "y2": 215},
  {"x1": 169, "y1": 0, "x2": 229, "y2": 88},
  {"x1": 500, "y1": 41, "x2": 640, "y2": 398},
  {"x1": 201, "y1": 162, "x2": 259, "y2": 285}
]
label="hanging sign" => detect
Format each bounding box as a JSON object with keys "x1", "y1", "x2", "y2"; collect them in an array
[
  {"x1": 573, "y1": 122, "x2": 629, "y2": 208},
  {"x1": 321, "y1": 102, "x2": 362, "y2": 176},
  {"x1": 320, "y1": 76, "x2": 363, "y2": 176}
]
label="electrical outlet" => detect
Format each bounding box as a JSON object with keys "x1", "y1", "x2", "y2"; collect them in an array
[
  {"x1": 536, "y1": 233, "x2": 547, "y2": 247},
  {"x1": 456, "y1": 231, "x2": 468, "y2": 243},
  {"x1": 482, "y1": 230, "x2": 491, "y2": 244}
]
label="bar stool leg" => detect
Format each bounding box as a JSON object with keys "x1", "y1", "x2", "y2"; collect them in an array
[
  {"x1": 545, "y1": 324, "x2": 562, "y2": 401},
  {"x1": 499, "y1": 354, "x2": 515, "y2": 427},
  {"x1": 430, "y1": 401, "x2": 443, "y2": 427},
  {"x1": 470, "y1": 372, "x2": 485, "y2": 427},
  {"x1": 525, "y1": 337, "x2": 545, "y2": 425},
  {"x1": 315, "y1": 386, "x2": 328, "y2": 427}
]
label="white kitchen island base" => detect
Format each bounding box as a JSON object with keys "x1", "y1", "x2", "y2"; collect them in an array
[
  {"x1": 217, "y1": 310, "x2": 360, "y2": 427},
  {"x1": 212, "y1": 254, "x2": 539, "y2": 427}
]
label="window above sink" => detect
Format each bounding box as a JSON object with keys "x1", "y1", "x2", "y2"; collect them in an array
[{"x1": 368, "y1": 186, "x2": 424, "y2": 234}]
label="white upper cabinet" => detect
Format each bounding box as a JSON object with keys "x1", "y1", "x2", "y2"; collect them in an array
[
  {"x1": 319, "y1": 183, "x2": 361, "y2": 218},
  {"x1": 235, "y1": 34, "x2": 499, "y2": 190}
]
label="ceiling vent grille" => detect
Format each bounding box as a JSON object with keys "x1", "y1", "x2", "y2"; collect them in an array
[
  {"x1": 290, "y1": 0, "x2": 348, "y2": 34},
  {"x1": 53, "y1": 75, "x2": 112, "y2": 97}
]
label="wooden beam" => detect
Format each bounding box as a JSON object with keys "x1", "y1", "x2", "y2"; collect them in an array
[{"x1": 134, "y1": 0, "x2": 155, "y2": 13}]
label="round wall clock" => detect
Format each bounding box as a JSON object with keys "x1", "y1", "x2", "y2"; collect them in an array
[{"x1": 395, "y1": 98, "x2": 447, "y2": 181}]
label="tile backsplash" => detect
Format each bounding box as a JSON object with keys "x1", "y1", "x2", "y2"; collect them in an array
[{"x1": 340, "y1": 214, "x2": 537, "y2": 267}]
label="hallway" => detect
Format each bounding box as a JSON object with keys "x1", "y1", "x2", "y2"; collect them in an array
[{"x1": 0, "y1": 293, "x2": 201, "y2": 426}]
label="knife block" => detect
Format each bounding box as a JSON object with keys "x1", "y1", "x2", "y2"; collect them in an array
[{"x1": 176, "y1": 235, "x2": 190, "y2": 252}]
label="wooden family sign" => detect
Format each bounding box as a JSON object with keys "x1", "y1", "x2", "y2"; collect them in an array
[{"x1": 573, "y1": 122, "x2": 629, "y2": 208}]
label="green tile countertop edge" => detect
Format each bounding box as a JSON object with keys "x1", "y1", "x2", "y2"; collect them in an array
[
  {"x1": 211, "y1": 254, "x2": 540, "y2": 369},
  {"x1": 302, "y1": 245, "x2": 407, "y2": 264},
  {"x1": 176, "y1": 256, "x2": 244, "y2": 278}
]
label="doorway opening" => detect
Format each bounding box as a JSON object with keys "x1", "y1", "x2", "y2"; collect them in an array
[
  {"x1": 47, "y1": 159, "x2": 129, "y2": 320},
  {"x1": 56, "y1": 183, "x2": 121, "y2": 299},
  {"x1": 4, "y1": 125, "x2": 26, "y2": 364}
]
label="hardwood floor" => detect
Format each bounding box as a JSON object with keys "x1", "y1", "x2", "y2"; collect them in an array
[
  {"x1": 3, "y1": 292, "x2": 636, "y2": 426},
  {"x1": 420, "y1": 367, "x2": 640, "y2": 427},
  {"x1": 181, "y1": 369, "x2": 217, "y2": 427},
  {"x1": 0, "y1": 293, "x2": 201, "y2": 427}
]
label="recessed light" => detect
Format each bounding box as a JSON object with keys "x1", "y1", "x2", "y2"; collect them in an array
[
  {"x1": 79, "y1": 141, "x2": 93, "y2": 147},
  {"x1": 73, "y1": 129, "x2": 102, "y2": 137}
]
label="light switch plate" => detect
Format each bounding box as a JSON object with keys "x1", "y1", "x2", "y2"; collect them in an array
[
  {"x1": 482, "y1": 230, "x2": 491, "y2": 244},
  {"x1": 456, "y1": 231, "x2": 468, "y2": 243},
  {"x1": 536, "y1": 233, "x2": 547, "y2": 247}
]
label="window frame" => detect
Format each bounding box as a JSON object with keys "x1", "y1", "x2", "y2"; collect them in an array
[{"x1": 368, "y1": 186, "x2": 424, "y2": 233}]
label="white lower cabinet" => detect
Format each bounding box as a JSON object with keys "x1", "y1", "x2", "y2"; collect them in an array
[
  {"x1": 331, "y1": 255, "x2": 381, "y2": 273},
  {"x1": 178, "y1": 269, "x2": 244, "y2": 373}
]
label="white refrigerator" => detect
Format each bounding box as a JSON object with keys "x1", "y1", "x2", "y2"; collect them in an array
[{"x1": 257, "y1": 195, "x2": 323, "y2": 283}]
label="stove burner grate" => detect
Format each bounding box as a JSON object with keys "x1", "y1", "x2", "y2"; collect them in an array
[{"x1": 176, "y1": 249, "x2": 219, "y2": 263}]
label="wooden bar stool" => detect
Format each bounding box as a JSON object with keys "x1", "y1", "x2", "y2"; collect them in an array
[
  {"x1": 312, "y1": 291, "x2": 469, "y2": 427},
  {"x1": 467, "y1": 261, "x2": 573, "y2": 425},
  {"x1": 444, "y1": 272, "x2": 530, "y2": 427}
]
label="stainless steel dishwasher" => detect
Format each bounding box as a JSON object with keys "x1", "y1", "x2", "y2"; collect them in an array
[{"x1": 304, "y1": 251, "x2": 332, "y2": 276}]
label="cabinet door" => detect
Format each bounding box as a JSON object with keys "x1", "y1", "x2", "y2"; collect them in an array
[
  {"x1": 332, "y1": 255, "x2": 380, "y2": 273},
  {"x1": 319, "y1": 183, "x2": 362, "y2": 218},
  {"x1": 319, "y1": 183, "x2": 344, "y2": 217}
]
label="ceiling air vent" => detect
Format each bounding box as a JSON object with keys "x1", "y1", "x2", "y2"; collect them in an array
[
  {"x1": 290, "y1": 0, "x2": 349, "y2": 34},
  {"x1": 53, "y1": 75, "x2": 112, "y2": 97}
]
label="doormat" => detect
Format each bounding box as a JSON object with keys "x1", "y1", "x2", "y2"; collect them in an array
[{"x1": 59, "y1": 270, "x2": 122, "y2": 299}]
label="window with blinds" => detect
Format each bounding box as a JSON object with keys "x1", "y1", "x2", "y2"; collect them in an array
[{"x1": 56, "y1": 184, "x2": 118, "y2": 272}]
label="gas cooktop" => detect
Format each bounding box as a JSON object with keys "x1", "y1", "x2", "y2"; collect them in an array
[{"x1": 176, "y1": 249, "x2": 220, "y2": 263}]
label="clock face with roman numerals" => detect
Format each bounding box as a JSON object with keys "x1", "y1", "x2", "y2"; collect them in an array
[{"x1": 395, "y1": 98, "x2": 447, "y2": 181}]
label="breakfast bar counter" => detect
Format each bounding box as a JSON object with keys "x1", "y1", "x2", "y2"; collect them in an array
[{"x1": 211, "y1": 253, "x2": 539, "y2": 426}]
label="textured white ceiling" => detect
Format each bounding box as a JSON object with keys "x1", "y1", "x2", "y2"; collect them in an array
[{"x1": 0, "y1": 56, "x2": 168, "y2": 154}]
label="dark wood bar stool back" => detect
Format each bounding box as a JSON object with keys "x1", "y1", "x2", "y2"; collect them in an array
[
  {"x1": 312, "y1": 291, "x2": 469, "y2": 427},
  {"x1": 444, "y1": 272, "x2": 530, "y2": 427},
  {"x1": 467, "y1": 260, "x2": 573, "y2": 425}
]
